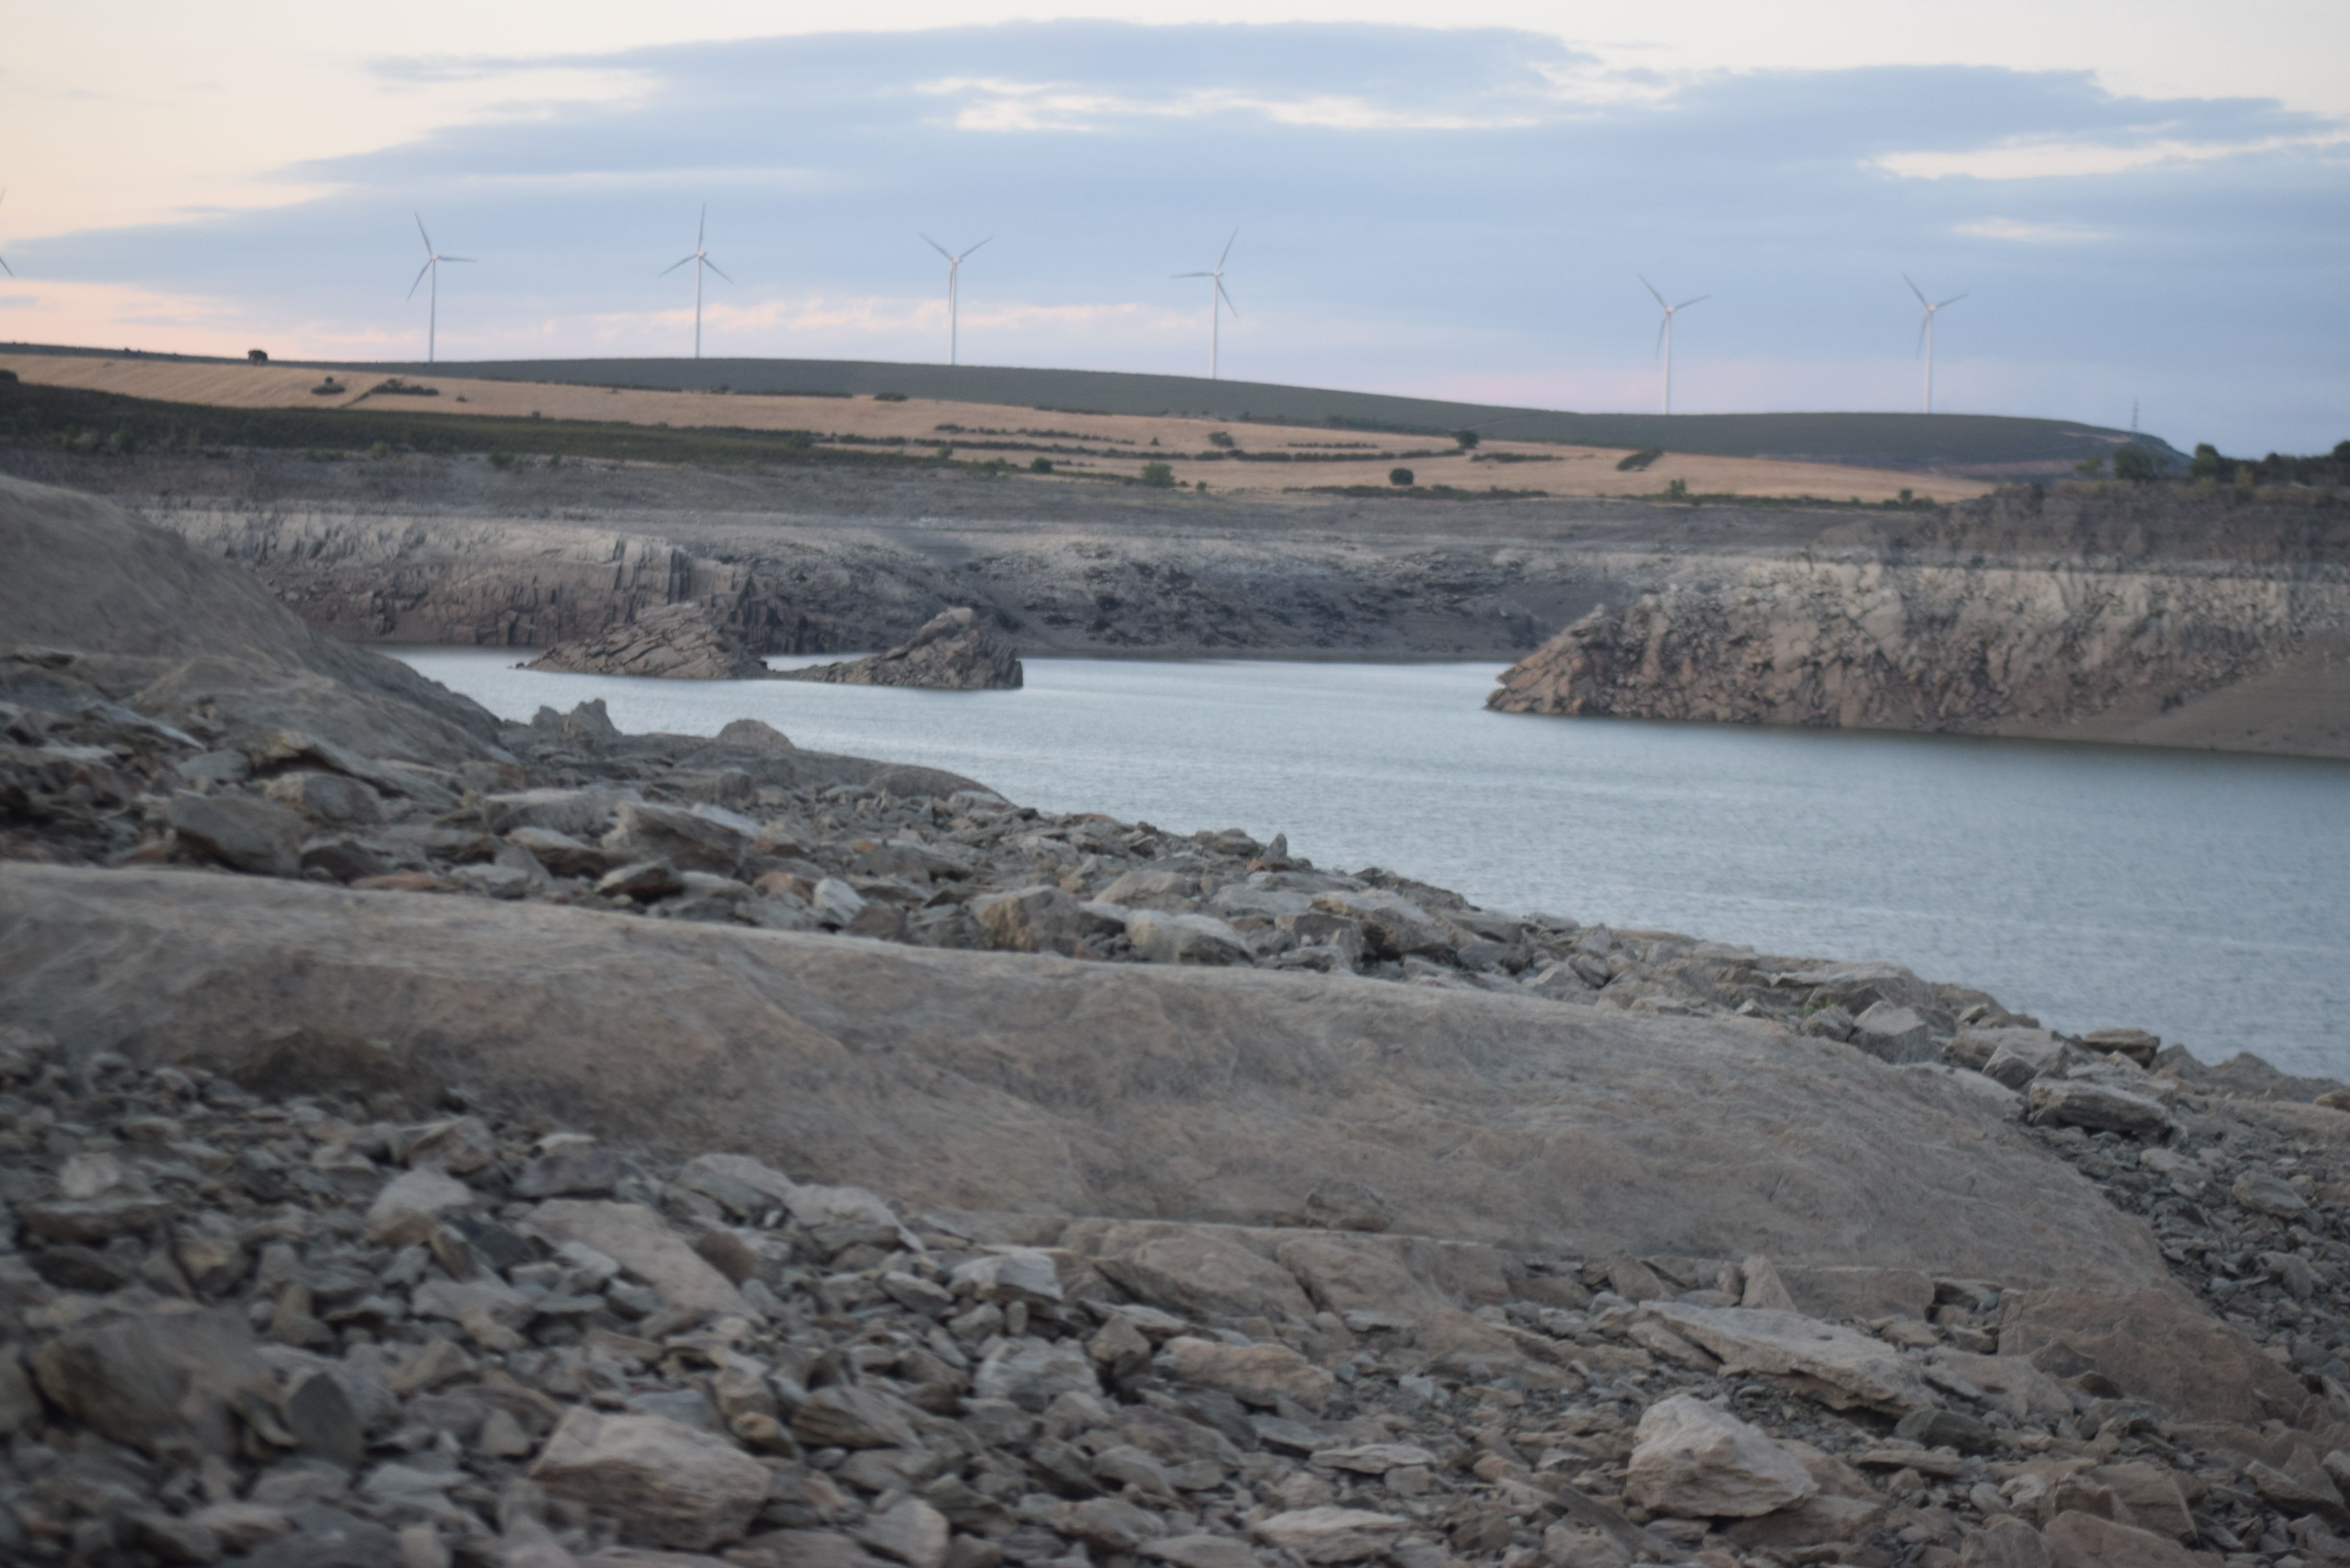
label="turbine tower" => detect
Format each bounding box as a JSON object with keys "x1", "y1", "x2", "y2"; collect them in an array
[
  {"x1": 1174, "y1": 229, "x2": 1239, "y2": 380},
  {"x1": 0, "y1": 189, "x2": 13, "y2": 278},
  {"x1": 1905, "y1": 274, "x2": 1966, "y2": 414},
  {"x1": 1641, "y1": 275, "x2": 1706, "y2": 416},
  {"x1": 661, "y1": 206, "x2": 733, "y2": 361},
  {"x1": 406, "y1": 214, "x2": 473, "y2": 365},
  {"x1": 920, "y1": 234, "x2": 990, "y2": 367}
]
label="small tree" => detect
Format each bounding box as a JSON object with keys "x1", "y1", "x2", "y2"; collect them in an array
[
  {"x1": 2073, "y1": 455, "x2": 2103, "y2": 476},
  {"x1": 2112, "y1": 445, "x2": 2160, "y2": 483},
  {"x1": 1664, "y1": 477, "x2": 1688, "y2": 500},
  {"x1": 1030, "y1": 457, "x2": 1053, "y2": 474},
  {"x1": 1389, "y1": 467, "x2": 1414, "y2": 487},
  {"x1": 1453, "y1": 429, "x2": 1480, "y2": 450},
  {"x1": 2189, "y1": 442, "x2": 2225, "y2": 479},
  {"x1": 1139, "y1": 461, "x2": 1176, "y2": 488},
  {"x1": 1206, "y1": 430, "x2": 1235, "y2": 449}
]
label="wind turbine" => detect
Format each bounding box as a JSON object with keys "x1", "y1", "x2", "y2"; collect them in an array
[
  {"x1": 1640, "y1": 275, "x2": 1706, "y2": 416},
  {"x1": 0, "y1": 189, "x2": 13, "y2": 277},
  {"x1": 661, "y1": 205, "x2": 733, "y2": 360},
  {"x1": 920, "y1": 234, "x2": 990, "y2": 366},
  {"x1": 406, "y1": 214, "x2": 472, "y2": 364},
  {"x1": 1174, "y1": 229, "x2": 1239, "y2": 380},
  {"x1": 1905, "y1": 274, "x2": 1965, "y2": 414}
]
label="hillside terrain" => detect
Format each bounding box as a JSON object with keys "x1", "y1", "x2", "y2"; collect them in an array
[
  {"x1": 2, "y1": 341, "x2": 2165, "y2": 478},
  {"x1": 7, "y1": 473, "x2": 2350, "y2": 1568}
]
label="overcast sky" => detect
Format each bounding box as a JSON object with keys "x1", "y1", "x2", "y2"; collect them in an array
[{"x1": 3, "y1": 3, "x2": 2344, "y2": 452}]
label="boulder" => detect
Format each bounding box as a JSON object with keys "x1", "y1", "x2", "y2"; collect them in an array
[
  {"x1": 262, "y1": 770, "x2": 384, "y2": 827},
  {"x1": 167, "y1": 792, "x2": 307, "y2": 877},
  {"x1": 1983, "y1": 1033, "x2": 2075, "y2": 1090},
  {"x1": 364, "y1": 1167, "x2": 476, "y2": 1247},
  {"x1": 971, "y1": 885, "x2": 1088, "y2": 956},
  {"x1": 775, "y1": 607, "x2": 1022, "y2": 690},
  {"x1": 1249, "y1": 1508, "x2": 1409, "y2": 1564},
  {"x1": 790, "y1": 1385, "x2": 922, "y2": 1449},
  {"x1": 1069, "y1": 1222, "x2": 1320, "y2": 1323},
  {"x1": 1959, "y1": 1518, "x2": 2050, "y2": 1567},
  {"x1": 527, "y1": 602, "x2": 770, "y2": 681},
  {"x1": 31, "y1": 1304, "x2": 279, "y2": 1461},
  {"x1": 1124, "y1": 910, "x2": 1251, "y2": 966},
  {"x1": 1308, "y1": 890, "x2": 1454, "y2": 960},
  {"x1": 525, "y1": 1201, "x2": 753, "y2": 1318},
  {"x1": 1997, "y1": 1286, "x2": 2312, "y2": 1425},
  {"x1": 2038, "y1": 1510, "x2": 2202, "y2": 1567},
  {"x1": 529, "y1": 1407, "x2": 769, "y2": 1549},
  {"x1": 1848, "y1": 1002, "x2": 1934, "y2": 1065},
  {"x1": 851, "y1": 1497, "x2": 951, "y2": 1568},
  {"x1": 2079, "y1": 1028, "x2": 2160, "y2": 1067},
  {"x1": 972, "y1": 1339, "x2": 1102, "y2": 1412},
  {"x1": 2233, "y1": 1169, "x2": 2310, "y2": 1217},
  {"x1": 1164, "y1": 1337, "x2": 1334, "y2": 1415},
  {"x1": 602, "y1": 801, "x2": 758, "y2": 876},
  {"x1": 2025, "y1": 1080, "x2": 2171, "y2": 1138},
  {"x1": 1625, "y1": 1395, "x2": 1818, "y2": 1518},
  {"x1": 0, "y1": 863, "x2": 2178, "y2": 1296},
  {"x1": 1642, "y1": 1302, "x2": 1938, "y2": 1412}
]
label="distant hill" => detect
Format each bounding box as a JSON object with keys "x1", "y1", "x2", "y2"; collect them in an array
[{"x1": 1, "y1": 342, "x2": 2175, "y2": 476}]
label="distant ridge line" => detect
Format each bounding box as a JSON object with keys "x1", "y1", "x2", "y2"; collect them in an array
[{"x1": 0, "y1": 343, "x2": 2170, "y2": 471}]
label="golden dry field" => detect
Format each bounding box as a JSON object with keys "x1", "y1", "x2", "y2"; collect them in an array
[{"x1": 0, "y1": 351, "x2": 1994, "y2": 503}]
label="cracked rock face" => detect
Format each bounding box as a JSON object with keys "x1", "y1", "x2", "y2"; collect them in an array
[
  {"x1": 776, "y1": 607, "x2": 1024, "y2": 691},
  {"x1": 528, "y1": 601, "x2": 773, "y2": 681}
]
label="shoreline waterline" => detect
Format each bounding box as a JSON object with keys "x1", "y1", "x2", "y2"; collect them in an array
[{"x1": 396, "y1": 649, "x2": 2350, "y2": 1077}]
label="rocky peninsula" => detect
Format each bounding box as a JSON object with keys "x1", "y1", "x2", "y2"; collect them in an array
[
  {"x1": 7, "y1": 472, "x2": 2350, "y2": 1568},
  {"x1": 776, "y1": 610, "x2": 1023, "y2": 691}
]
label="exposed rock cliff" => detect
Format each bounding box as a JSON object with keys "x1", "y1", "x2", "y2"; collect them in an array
[
  {"x1": 527, "y1": 601, "x2": 770, "y2": 679},
  {"x1": 777, "y1": 607, "x2": 1024, "y2": 690}
]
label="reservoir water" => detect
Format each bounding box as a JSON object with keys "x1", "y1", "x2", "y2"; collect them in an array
[{"x1": 395, "y1": 650, "x2": 2350, "y2": 1078}]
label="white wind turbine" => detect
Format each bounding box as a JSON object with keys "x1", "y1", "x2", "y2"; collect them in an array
[
  {"x1": 1641, "y1": 275, "x2": 1707, "y2": 416},
  {"x1": 920, "y1": 234, "x2": 990, "y2": 366},
  {"x1": 661, "y1": 205, "x2": 733, "y2": 360},
  {"x1": 1905, "y1": 274, "x2": 1966, "y2": 414},
  {"x1": 406, "y1": 214, "x2": 473, "y2": 364},
  {"x1": 1174, "y1": 229, "x2": 1239, "y2": 380}
]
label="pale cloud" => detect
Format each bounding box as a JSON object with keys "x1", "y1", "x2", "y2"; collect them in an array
[
  {"x1": 917, "y1": 76, "x2": 1547, "y2": 132},
  {"x1": 1876, "y1": 131, "x2": 2350, "y2": 181},
  {"x1": 1954, "y1": 218, "x2": 2109, "y2": 244}
]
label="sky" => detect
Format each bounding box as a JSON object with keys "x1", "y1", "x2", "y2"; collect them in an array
[{"x1": 2, "y1": 2, "x2": 2345, "y2": 453}]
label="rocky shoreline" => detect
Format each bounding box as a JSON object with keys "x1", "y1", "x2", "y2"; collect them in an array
[{"x1": 9, "y1": 470, "x2": 2350, "y2": 1567}]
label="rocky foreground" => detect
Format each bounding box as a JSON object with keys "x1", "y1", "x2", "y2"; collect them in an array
[{"x1": 11, "y1": 471, "x2": 2350, "y2": 1567}]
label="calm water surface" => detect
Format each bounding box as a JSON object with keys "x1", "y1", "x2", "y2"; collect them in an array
[{"x1": 396, "y1": 651, "x2": 2350, "y2": 1077}]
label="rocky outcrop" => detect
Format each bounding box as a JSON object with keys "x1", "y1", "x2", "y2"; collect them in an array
[
  {"x1": 778, "y1": 607, "x2": 1024, "y2": 689},
  {"x1": 527, "y1": 601, "x2": 769, "y2": 679},
  {"x1": 1488, "y1": 554, "x2": 2350, "y2": 753}
]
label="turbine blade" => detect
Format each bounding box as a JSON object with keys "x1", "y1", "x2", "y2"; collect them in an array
[
  {"x1": 921, "y1": 233, "x2": 954, "y2": 261},
  {"x1": 441, "y1": 255, "x2": 474, "y2": 263},
  {"x1": 1218, "y1": 227, "x2": 1238, "y2": 268},
  {"x1": 407, "y1": 258, "x2": 434, "y2": 299},
  {"x1": 1639, "y1": 274, "x2": 1667, "y2": 308},
  {"x1": 1676, "y1": 295, "x2": 1707, "y2": 309},
  {"x1": 1173, "y1": 270, "x2": 1211, "y2": 278},
  {"x1": 660, "y1": 255, "x2": 696, "y2": 276},
  {"x1": 704, "y1": 257, "x2": 733, "y2": 284},
  {"x1": 0, "y1": 254, "x2": 13, "y2": 279},
  {"x1": 1938, "y1": 293, "x2": 1966, "y2": 308},
  {"x1": 1217, "y1": 278, "x2": 1238, "y2": 317},
  {"x1": 961, "y1": 235, "x2": 993, "y2": 259},
  {"x1": 698, "y1": 203, "x2": 707, "y2": 247},
  {"x1": 416, "y1": 213, "x2": 433, "y2": 253},
  {"x1": 1904, "y1": 272, "x2": 1929, "y2": 307}
]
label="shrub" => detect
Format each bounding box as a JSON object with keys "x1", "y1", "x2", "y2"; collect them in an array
[
  {"x1": 1898, "y1": 488, "x2": 1914, "y2": 504},
  {"x1": 369, "y1": 441, "x2": 393, "y2": 460},
  {"x1": 2074, "y1": 455, "x2": 2104, "y2": 475},
  {"x1": 1616, "y1": 448, "x2": 1663, "y2": 472},
  {"x1": 1389, "y1": 467, "x2": 1414, "y2": 487},
  {"x1": 1139, "y1": 461, "x2": 1176, "y2": 488},
  {"x1": 873, "y1": 391, "x2": 907, "y2": 401},
  {"x1": 1453, "y1": 429, "x2": 1480, "y2": 450},
  {"x1": 1206, "y1": 430, "x2": 1235, "y2": 449},
  {"x1": 546, "y1": 451, "x2": 562, "y2": 469},
  {"x1": 1195, "y1": 480, "x2": 1207, "y2": 492},
  {"x1": 1030, "y1": 456, "x2": 1053, "y2": 474},
  {"x1": 2112, "y1": 445, "x2": 2161, "y2": 482},
  {"x1": 488, "y1": 450, "x2": 516, "y2": 470},
  {"x1": 936, "y1": 444, "x2": 954, "y2": 459},
  {"x1": 110, "y1": 423, "x2": 137, "y2": 457},
  {"x1": 1664, "y1": 477, "x2": 1689, "y2": 500},
  {"x1": 2190, "y1": 442, "x2": 2225, "y2": 479}
]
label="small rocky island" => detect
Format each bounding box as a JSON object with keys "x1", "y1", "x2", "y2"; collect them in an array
[
  {"x1": 527, "y1": 602, "x2": 768, "y2": 681},
  {"x1": 777, "y1": 606, "x2": 1024, "y2": 690}
]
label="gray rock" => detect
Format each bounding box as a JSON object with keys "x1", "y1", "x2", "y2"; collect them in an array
[
  {"x1": 1250, "y1": 1507, "x2": 1410, "y2": 1564},
  {"x1": 2233, "y1": 1169, "x2": 2310, "y2": 1217},
  {"x1": 2025, "y1": 1080, "x2": 2171, "y2": 1139},
  {"x1": 973, "y1": 1338, "x2": 1103, "y2": 1411},
  {"x1": 169, "y1": 791, "x2": 307, "y2": 876},
  {"x1": 596, "y1": 859, "x2": 686, "y2": 902},
  {"x1": 512, "y1": 1140, "x2": 625, "y2": 1199},
  {"x1": 774, "y1": 607, "x2": 1022, "y2": 691},
  {"x1": 971, "y1": 885, "x2": 1088, "y2": 955},
  {"x1": 31, "y1": 1304, "x2": 279, "y2": 1461},
  {"x1": 1309, "y1": 890, "x2": 1454, "y2": 960},
  {"x1": 528, "y1": 602, "x2": 770, "y2": 681},
  {"x1": 1642, "y1": 1302, "x2": 1937, "y2": 1412},
  {"x1": 262, "y1": 770, "x2": 384, "y2": 827},
  {"x1": 790, "y1": 1384, "x2": 923, "y2": 1449},
  {"x1": 364, "y1": 1168, "x2": 476, "y2": 1247},
  {"x1": 1124, "y1": 910, "x2": 1251, "y2": 966},
  {"x1": 1982, "y1": 1032, "x2": 2074, "y2": 1090},
  {"x1": 528, "y1": 1406, "x2": 770, "y2": 1549},
  {"x1": 525, "y1": 1200, "x2": 752, "y2": 1318},
  {"x1": 1625, "y1": 1394, "x2": 1818, "y2": 1518},
  {"x1": 602, "y1": 801, "x2": 757, "y2": 875},
  {"x1": 678, "y1": 1152, "x2": 801, "y2": 1218},
  {"x1": 1848, "y1": 1002, "x2": 1934, "y2": 1065}
]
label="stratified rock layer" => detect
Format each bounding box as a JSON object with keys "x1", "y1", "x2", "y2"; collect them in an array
[
  {"x1": 527, "y1": 601, "x2": 769, "y2": 679},
  {"x1": 777, "y1": 607, "x2": 1023, "y2": 689}
]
